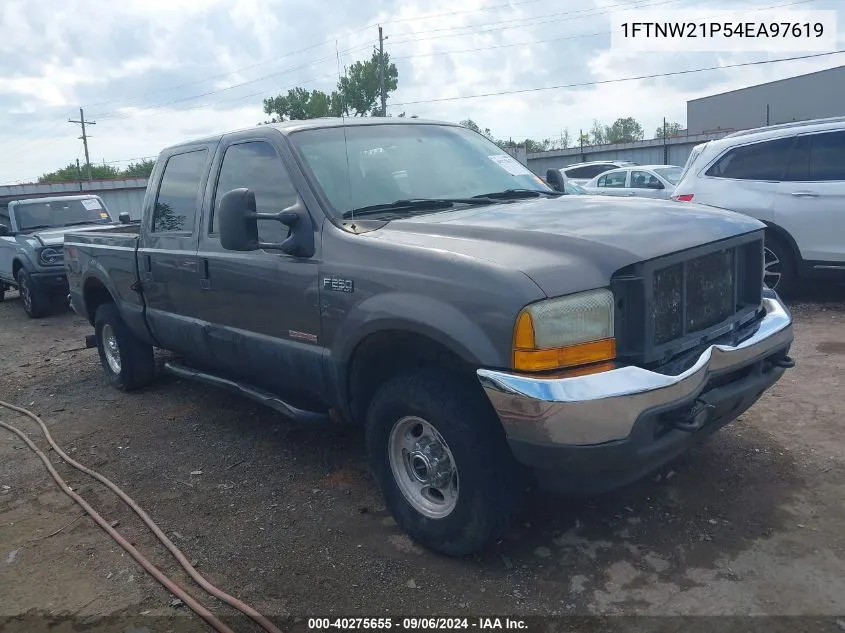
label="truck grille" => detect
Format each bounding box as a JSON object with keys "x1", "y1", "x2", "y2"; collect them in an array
[
  {"x1": 653, "y1": 248, "x2": 736, "y2": 345},
  {"x1": 612, "y1": 234, "x2": 764, "y2": 366}
]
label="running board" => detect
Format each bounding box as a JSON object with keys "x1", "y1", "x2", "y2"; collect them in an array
[{"x1": 162, "y1": 361, "x2": 330, "y2": 423}]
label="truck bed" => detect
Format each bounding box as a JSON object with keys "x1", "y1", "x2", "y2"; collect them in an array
[{"x1": 64, "y1": 229, "x2": 142, "y2": 325}]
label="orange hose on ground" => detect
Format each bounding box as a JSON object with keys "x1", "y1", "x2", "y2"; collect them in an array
[
  {"x1": 0, "y1": 398, "x2": 284, "y2": 633},
  {"x1": 0, "y1": 398, "x2": 283, "y2": 633},
  {"x1": 0, "y1": 417, "x2": 235, "y2": 633}
]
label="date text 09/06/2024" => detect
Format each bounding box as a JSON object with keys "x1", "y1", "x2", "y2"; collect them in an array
[{"x1": 307, "y1": 618, "x2": 528, "y2": 630}]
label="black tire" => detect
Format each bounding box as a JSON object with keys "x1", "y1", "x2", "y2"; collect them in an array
[
  {"x1": 94, "y1": 302, "x2": 155, "y2": 391},
  {"x1": 0, "y1": 285, "x2": 5, "y2": 302},
  {"x1": 17, "y1": 270, "x2": 50, "y2": 318},
  {"x1": 365, "y1": 367, "x2": 526, "y2": 557},
  {"x1": 763, "y1": 233, "x2": 796, "y2": 297}
]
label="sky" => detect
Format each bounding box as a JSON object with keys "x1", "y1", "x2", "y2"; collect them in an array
[{"x1": 0, "y1": 0, "x2": 843, "y2": 183}]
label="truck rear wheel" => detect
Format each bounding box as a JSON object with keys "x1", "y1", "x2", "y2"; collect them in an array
[
  {"x1": 17, "y1": 270, "x2": 50, "y2": 318},
  {"x1": 365, "y1": 367, "x2": 525, "y2": 557},
  {"x1": 94, "y1": 302, "x2": 155, "y2": 391}
]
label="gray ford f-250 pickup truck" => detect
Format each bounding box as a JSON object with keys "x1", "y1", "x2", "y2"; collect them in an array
[{"x1": 65, "y1": 118, "x2": 795, "y2": 556}]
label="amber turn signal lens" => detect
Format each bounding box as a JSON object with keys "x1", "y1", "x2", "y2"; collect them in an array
[{"x1": 512, "y1": 338, "x2": 616, "y2": 372}]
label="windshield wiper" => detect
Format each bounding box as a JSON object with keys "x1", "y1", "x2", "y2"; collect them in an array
[
  {"x1": 472, "y1": 188, "x2": 563, "y2": 200},
  {"x1": 342, "y1": 197, "x2": 494, "y2": 219},
  {"x1": 20, "y1": 225, "x2": 54, "y2": 231},
  {"x1": 63, "y1": 220, "x2": 105, "y2": 227}
]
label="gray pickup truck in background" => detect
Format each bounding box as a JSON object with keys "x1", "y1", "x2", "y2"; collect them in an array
[
  {"x1": 0, "y1": 194, "x2": 125, "y2": 317},
  {"x1": 64, "y1": 118, "x2": 795, "y2": 556}
]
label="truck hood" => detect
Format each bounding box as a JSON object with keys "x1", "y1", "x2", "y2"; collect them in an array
[
  {"x1": 20, "y1": 223, "x2": 118, "y2": 247},
  {"x1": 370, "y1": 195, "x2": 764, "y2": 297}
]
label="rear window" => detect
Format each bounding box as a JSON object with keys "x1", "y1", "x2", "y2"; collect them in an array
[
  {"x1": 705, "y1": 137, "x2": 794, "y2": 181},
  {"x1": 654, "y1": 166, "x2": 683, "y2": 185},
  {"x1": 565, "y1": 164, "x2": 612, "y2": 179}
]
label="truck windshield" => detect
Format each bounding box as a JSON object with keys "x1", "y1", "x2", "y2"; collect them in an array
[
  {"x1": 289, "y1": 123, "x2": 552, "y2": 218},
  {"x1": 14, "y1": 198, "x2": 112, "y2": 231}
]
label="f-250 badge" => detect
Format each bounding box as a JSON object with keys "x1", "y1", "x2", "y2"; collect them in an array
[{"x1": 322, "y1": 277, "x2": 354, "y2": 293}]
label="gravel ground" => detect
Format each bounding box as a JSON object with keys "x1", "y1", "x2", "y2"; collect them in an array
[{"x1": 1, "y1": 284, "x2": 844, "y2": 631}]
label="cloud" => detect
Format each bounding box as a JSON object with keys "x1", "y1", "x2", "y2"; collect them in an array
[{"x1": 0, "y1": 0, "x2": 842, "y2": 182}]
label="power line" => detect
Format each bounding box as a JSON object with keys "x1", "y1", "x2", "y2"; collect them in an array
[
  {"x1": 388, "y1": 51, "x2": 845, "y2": 106},
  {"x1": 386, "y1": 0, "x2": 683, "y2": 41},
  {"x1": 389, "y1": 0, "x2": 816, "y2": 60},
  {"x1": 91, "y1": 41, "x2": 374, "y2": 120},
  {"x1": 81, "y1": 0, "x2": 549, "y2": 112}
]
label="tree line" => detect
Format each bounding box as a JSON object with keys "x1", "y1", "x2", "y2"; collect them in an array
[
  {"x1": 37, "y1": 50, "x2": 686, "y2": 182},
  {"x1": 39, "y1": 159, "x2": 155, "y2": 184}
]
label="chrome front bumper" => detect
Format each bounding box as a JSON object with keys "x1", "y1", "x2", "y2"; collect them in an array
[{"x1": 478, "y1": 295, "x2": 794, "y2": 447}]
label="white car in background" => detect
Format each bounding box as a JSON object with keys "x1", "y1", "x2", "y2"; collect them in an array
[
  {"x1": 672, "y1": 116, "x2": 845, "y2": 295},
  {"x1": 581, "y1": 165, "x2": 683, "y2": 199},
  {"x1": 554, "y1": 160, "x2": 638, "y2": 185}
]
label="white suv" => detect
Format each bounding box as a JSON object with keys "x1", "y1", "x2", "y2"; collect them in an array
[{"x1": 672, "y1": 117, "x2": 845, "y2": 295}]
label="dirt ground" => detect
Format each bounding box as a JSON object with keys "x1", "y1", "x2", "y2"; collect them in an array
[{"x1": 1, "y1": 284, "x2": 844, "y2": 631}]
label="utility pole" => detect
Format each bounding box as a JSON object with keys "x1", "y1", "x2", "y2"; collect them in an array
[
  {"x1": 68, "y1": 107, "x2": 96, "y2": 180},
  {"x1": 378, "y1": 26, "x2": 387, "y2": 117},
  {"x1": 76, "y1": 159, "x2": 83, "y2": 191},
  {"x1": 663, "y1": 117, "x2": 668, "y2": 164}
]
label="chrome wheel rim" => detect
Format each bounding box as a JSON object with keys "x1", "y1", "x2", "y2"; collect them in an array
[
  {"x1": 764, "y1": 245, "x2": 782, "y2": 290},
  {"x1": 19, "y1": 278, "x2": 31, "y2": 312},
  {"x1": 388, "y1": 416, "x2": 459, "y2": 519},
  {"x1": 101, "y1": 324, "x2": 122, "y2": 374}
]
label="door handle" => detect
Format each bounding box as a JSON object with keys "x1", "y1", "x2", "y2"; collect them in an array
[
  {"x1": 200, "y1": 258, "x2": 210, "y2": 290},
  {"x1": 791, "y1": 191, "x2": 819, "y2": 198}
]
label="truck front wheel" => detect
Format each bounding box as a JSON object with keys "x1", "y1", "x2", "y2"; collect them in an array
[
  {"x1": 365, "y1": 367, "x2": 525, "y2": 557},
  {"x1": 94, "y1": 303, "x2": 155, "y2": 391}
]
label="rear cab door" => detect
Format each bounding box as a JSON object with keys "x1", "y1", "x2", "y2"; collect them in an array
[
  {"x1": 774, "y1": 129, "x2": 845, "y2": 265},
  {"x1": 138, "y1": 141, "x2": 217, "y2": 359}
]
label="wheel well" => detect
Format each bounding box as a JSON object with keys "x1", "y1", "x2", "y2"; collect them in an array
[
  {"x1": 83, "y1": 278, "x2": 114, "y2": 325},
  {"x1": 763, "y1": 223, "x2": 801, "y2": 266},
  {"x1": 12, "y1": 259, "x2": 24, "y2": 280},
  {"x1": 346, "y1": 331, "x2": 475, "y2": 425}
]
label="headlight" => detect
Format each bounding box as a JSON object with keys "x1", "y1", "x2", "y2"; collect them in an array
[
  {"x1": 39, "y1": 247, "x2": 63, "y2": 265},
  {"x1": 512, "y1": 288, "x2": 616, "y2": 372}
]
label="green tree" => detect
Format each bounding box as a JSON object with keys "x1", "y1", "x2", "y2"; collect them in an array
[
  {"x1": 589, "y1": 120, "x2": 607, "y2": 145},
  {"x1": 605, "y1": 117, "x2": 644, "y2": 143},
  {"x1": 263, "y1": 49, "x2": 398, "y2": 122},
  {"x1": 38, "y1": 163, "x2": 120, "y2": 183},
  {"x1": 655, "y1": 121, "x2": 684, "y2": 138},
  {"x1": 577, "y1": 132, "x2": 591, "y2": 146},
  {"x1": 338, "y1": 49, "x2": 398, "y2": 116},
  {"x1": 459, "y1": 119, "x2": 494, "y2": 139},
  {"x1": 263, "y1": 87, "x2": 344, "y2": 122},
  {"x1": 121, "y1": 159, "x2": 155, "y2": 178}
]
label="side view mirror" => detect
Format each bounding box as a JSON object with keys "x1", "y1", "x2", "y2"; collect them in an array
[
  {"x1": 0, "y1": 223, "x2": 9, "y2": 236},
  {"x1": 218, "y1": 188, "x2": 314, "y2": 258},
  {"x1": 118, "y1": 212, "x2": 131, "y2": 224},
  {"x1": 647, "y1": 181, "x2": 665, "y2": 190}
]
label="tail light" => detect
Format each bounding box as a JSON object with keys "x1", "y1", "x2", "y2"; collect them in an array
[{"x1": 672, "y1": 193, "x2": 694, "y2": 202}]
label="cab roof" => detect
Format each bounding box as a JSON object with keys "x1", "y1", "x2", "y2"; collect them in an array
[{"x1": 161, "y1": 117, "x2": 460, "y2": 154}]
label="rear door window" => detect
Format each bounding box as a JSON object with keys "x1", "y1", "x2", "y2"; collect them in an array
[
  {"x1": 808, "y1": 131, "x2": 845, "y2": 181},
  {"x1": 597, "y1": 171, "x2": 627, "y2": 188},
  {"x1": 705, "y1": 137, "x2": 794, "y2": 181},
  {"x1": 152, "y1": 150, "x2": 208, "y2": 233}
]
